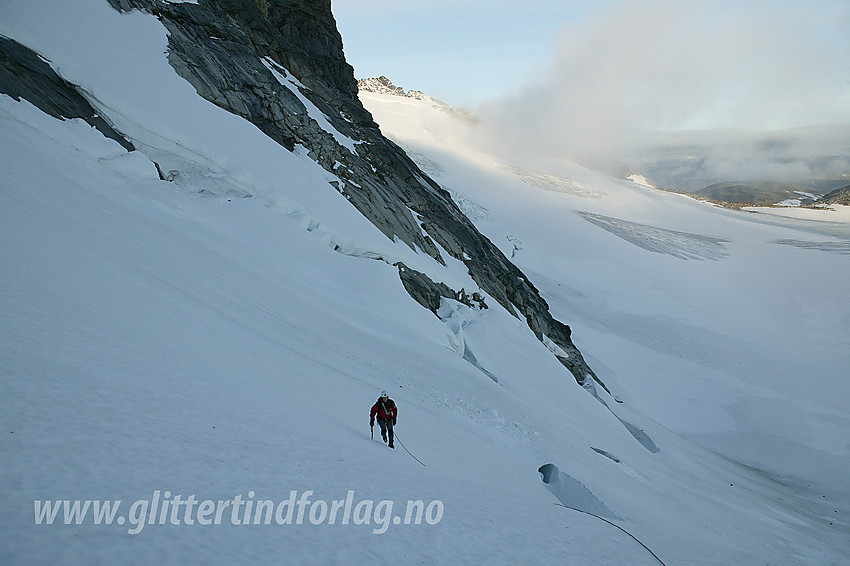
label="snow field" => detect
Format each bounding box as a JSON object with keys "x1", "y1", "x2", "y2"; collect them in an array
[{"x1": 1, "y1": 1, "x2": 848, "y2": 564}]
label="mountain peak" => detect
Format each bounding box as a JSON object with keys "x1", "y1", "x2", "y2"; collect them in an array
[{"x1": 357, "y1": 76, "x2": 435, "y2": 103}]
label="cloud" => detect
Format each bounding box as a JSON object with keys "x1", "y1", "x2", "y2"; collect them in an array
[{"x1": 478, "y1": 0, "x2": 850, "y2": 162}]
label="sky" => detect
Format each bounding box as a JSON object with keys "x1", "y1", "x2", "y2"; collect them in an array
[
  {"x1": 332, "y1": 0, "x2": 617, "y2": 108},
  {"x1": 332, "y1": 0, "x2": 850, "y2": 133}
]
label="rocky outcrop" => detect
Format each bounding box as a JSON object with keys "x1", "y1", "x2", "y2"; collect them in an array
[
  {"x1": 358, "y1": 76, "x2": 407, "y2": 97},
  {"x1": 357, "y1": 76, "x2": 431, "y2": 102},
  {"x1": 397, "y1": 263, "x2": 487, "y2": 315},
  {"x1": 817, "y1": 185, "x2": 850, "y2": 206},
  {"x1": 0, "y1": 35, "x2": 134, "y2": 152},
  {"x1": 101, "y1": 0, "x2": 605, "y2": 392}
]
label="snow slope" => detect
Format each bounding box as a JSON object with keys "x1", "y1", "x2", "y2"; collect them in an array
[
  {"x1": 1, "y1": 1, "x2": 848, "y2": 565},
  {"x1": 359, "y1": 91, "x2": 850, "y2": 559}
]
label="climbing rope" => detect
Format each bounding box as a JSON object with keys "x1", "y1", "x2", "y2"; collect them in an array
[
  {"x1": 393, "y1": 432, "x2": 426, "y2": 466},
  {"x1": 553, "y1": 502, "x2": 667, "y2": 566}
]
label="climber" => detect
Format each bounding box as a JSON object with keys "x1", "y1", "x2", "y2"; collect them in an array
[{"x1": 370, "y1": 390, "x2": 397, "y2": 448}]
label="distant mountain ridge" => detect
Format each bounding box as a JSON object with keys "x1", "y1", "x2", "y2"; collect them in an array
[
  {"x1": 625, "y1": 124, "x2": 850, "y2": 207},
  {"x1": 696, "y1": 181, "x2": 823, "y2": 206},
  {"x1": 817, "y1": 185, "x2": 850, "y2": 205},
  {"x1": 357, "y1": 75, "x2": 434, "y2": 102}
]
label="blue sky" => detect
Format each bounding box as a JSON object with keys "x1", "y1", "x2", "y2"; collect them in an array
[
  {"x1": 332, "y1": 0, "x2": 617, "y2": 107},
  {"x1": 332, "y1": 0, "x2": 850, "y2": 131}
]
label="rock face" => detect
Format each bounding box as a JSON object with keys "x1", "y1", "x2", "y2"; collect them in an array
[
  {"x1": 0, "y1": 35, "x2": 134, "y2": 152},
  {"x1": 817, "y1": 185, "x2": 850, "y2": 206},
  {"x1": 77, "y1": 0, "x2": 602, "y2": 392}
]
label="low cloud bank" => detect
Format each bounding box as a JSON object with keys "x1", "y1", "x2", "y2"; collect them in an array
[{"x1": 473, "y1": 0, "x2": 850, "y2": 188}]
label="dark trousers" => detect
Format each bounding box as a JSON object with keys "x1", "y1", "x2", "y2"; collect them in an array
[{"x1": 377, "y1": 419, "x2": 394, "y2": 443}]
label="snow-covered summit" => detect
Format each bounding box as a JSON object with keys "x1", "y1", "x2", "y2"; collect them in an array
[
  {"x1": 356, "y1": 76, "x2": 476, "y2": 121},
  {"x1": 357, "y1": 75, "x2": 436, "y2": 103}
]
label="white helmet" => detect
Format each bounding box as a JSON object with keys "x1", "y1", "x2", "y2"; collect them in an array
[{"x1": 381, "y1": 390, "x2": 388, "y2": 398}]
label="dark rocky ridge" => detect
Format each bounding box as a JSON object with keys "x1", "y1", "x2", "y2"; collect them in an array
[
  {"x1": 398, "y1": 263, "x2": 487, "y2": 315},
  {"x1": 696, "y1": 181, "x2": 822, "y2": 206},
  {"x1": 817, "y1": 185, "x2": 850, "y2": 206},
  {"x1": 94, "y1": 0, "x2": 603, "y2": 392},
  {"x1": 0, "y1": 35, "x2": 135, "y2": 152}
]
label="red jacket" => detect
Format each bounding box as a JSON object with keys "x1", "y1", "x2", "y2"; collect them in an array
[{"x1": 370, "y1": 398, "x2": 397, "y2": 424}]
